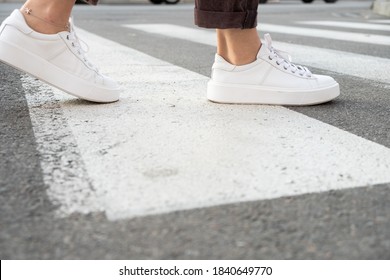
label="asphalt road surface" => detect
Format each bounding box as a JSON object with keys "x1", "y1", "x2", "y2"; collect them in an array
[{"x1": 1, "y1": 1, "x2": 390, "y2": 259}]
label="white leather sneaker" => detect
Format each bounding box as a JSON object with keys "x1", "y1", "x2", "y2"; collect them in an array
[
  {"x1": 207, "y1": 34, "x2": 340, "y2": 106},
  {"x1": 0, "y1": 10, "x2": 120, "y2": 103}
]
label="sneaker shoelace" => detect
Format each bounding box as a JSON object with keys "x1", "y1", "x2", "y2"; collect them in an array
[
  {"x1": 66, "y1": 19, "x2": 101, "y2": 74},
  {"x1": 265, "y1": 33, "x2": 312, "y2": 78}
]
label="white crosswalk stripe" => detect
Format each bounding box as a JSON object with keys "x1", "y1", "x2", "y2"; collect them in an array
[
  {"x1": 258, "y1": 23, "x2": 390, "y2": 46},
  {"x1": 369, "y1": 19, "x2": 390, "y2": 24},
  {"x1": 297, "y1": 21, "x2": 390, "y2": 31},
  {"x1": 24, "y1": 26, "x2": 390, "y2": 221}
]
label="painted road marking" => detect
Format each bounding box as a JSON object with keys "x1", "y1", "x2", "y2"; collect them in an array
[
  {"x1": 258, "y1": 23, "x2": 390, "y2": 46},
  {"x1": 25, "y1": 29, "x2": 390, "y2": 221},
  {"x1": 297, "y1": 21, "x2": 390, "y2": 31},
  {"x1": 124, "y1": 24, "x2": 390, "y2": 84},
  {"x1": 123, "y1": 24, "x2": 217, "y2": 46},
  {"x1": 23, "y1": 76, "x2": 103, "y2": 216},
  {"x1": 369, "y1": 20, "x2": 390, "y2": 24}
]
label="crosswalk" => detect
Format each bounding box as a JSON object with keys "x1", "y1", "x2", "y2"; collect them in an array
[{"x1": 22, "y1": 18, "x2": 390, "y2": 221}]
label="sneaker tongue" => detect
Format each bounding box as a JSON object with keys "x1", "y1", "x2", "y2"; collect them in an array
[
  {"x1": 67, "y1": 18, "x2": 74, "y2": 32},
  {"x1": 258, "y1": 34, "x2": 292, "y2": 63},
  {"x1": 257, "y1": 42, "x2": 270, "y2": 59},
  {"x1": 257, "y1": 33, "x2": 274, "y2": 59}
]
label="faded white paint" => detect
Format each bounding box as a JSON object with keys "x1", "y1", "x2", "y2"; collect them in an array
[
  {"x1": 258, "y1": 23, "x2": 390, "y2": 46},
  {"x1": 369, "y1": 19, "x2": 390, "y2": 24},
  {"x1": 297, "y1": 21, "x2": 390, "y2": 31}
]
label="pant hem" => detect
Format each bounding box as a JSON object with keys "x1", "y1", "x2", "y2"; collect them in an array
[{"x1": 194, "y1": 8, "x2": 257, "y2": 29}]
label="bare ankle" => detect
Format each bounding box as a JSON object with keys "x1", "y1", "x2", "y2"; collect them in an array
[
  {"x1": 216, "y1": 28, "x2": 262, "y2": 66},
  {"x1": 21, "y1": 11, "x2": 68, "y2": 34},
  {"x1": 20, "y1": 0, "x2": 73, "y2": 34},
  {"x1": 218, "y1": 43, "x2": 261, "y2": 65}
]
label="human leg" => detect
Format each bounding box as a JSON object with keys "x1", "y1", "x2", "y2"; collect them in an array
[
  {"x1": 216, "y1": 28, "x2": 261, "y2": 66},
  {"x1": 0, "y1": 0, "x2": 119, "y2": 103},
  {"x1": 195, "y1": 0, "x2": 260, "y2": 65},
  {"x1": 21, "y1": 0, "x2": 75, "y2": 34},
  {"x1": 194, "y1": 0, "x2": 339, "y2": 105}
]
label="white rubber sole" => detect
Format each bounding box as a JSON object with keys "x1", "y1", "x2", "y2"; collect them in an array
[
  {"x1": 0, "y1": 39, "x2": 120, "y2": 103},
  {"x1": 207, "y1": 80, "x2": 340, "y2": 106}
]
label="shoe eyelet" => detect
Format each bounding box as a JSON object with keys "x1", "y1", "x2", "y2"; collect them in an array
[
  {"x1": 299, "y1": 73, "x2": 304, "y2": 76},
  {"x1": 66, "y1": 35, "x2": 69, "y2": 40},
  {"x1": 276, "y1": 61, "x2": 280, "y2": 65},
  {"x1": 268, "y1": 56, "x2": 273, "y2": 61},
  {"x1": 284, "y1": 66, "x2": 288, "y2": 70}
]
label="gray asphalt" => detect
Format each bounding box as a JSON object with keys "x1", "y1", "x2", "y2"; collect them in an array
[{"x1": 1, "y1": 1, "x2": 389, "y2": 259}]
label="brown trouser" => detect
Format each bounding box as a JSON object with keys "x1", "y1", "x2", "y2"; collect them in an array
[
  {"x1": 83, "y1": 0, "x2": 259, "y2": 29},
  {"x1": 195, "y1": 0, "x2": 259, "y2": 29}
]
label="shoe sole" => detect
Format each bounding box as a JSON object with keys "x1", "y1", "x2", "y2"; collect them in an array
[
  {"x1": 207, "y1": 80, "x2": 340, "y2": 106},
  {"x1": 0, "y1": 39, "x2": 120, "y2": 103}
]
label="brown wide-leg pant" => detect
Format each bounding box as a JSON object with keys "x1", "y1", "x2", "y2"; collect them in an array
[{"x1": 83, "y1": 0, "x2": 259, "y2": 29}]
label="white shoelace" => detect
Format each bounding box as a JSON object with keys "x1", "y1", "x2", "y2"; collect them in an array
[
  {"x1": 66, "y1": 20, "x2": 100, "y2": 74},
  {"x1": 265, "y1": 33, "x2": 312, "y2": 78}
]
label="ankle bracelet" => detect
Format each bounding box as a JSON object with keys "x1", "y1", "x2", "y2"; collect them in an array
[{"x1": 23, "y1": 8, "x2": 70, "y2": 31}]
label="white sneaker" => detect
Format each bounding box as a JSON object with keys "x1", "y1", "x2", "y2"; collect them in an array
[
  {"x1": 0, "y1": 10, "x2": 120, "y2": 103},
  {"x1": 207, "y1": 34, "x2": 339, "y2": 106}
]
